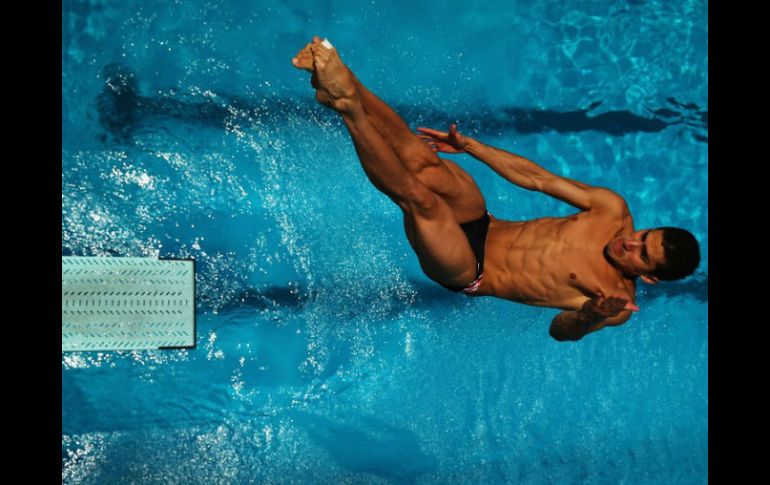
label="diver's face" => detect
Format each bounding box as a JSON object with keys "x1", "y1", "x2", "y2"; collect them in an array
[{"x1": 605, "y1": 229, "x2": 666, "y2": 276}]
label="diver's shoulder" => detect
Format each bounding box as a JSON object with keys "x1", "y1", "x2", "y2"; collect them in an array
[{"x1": 585, "y1": 187, "x2": 630, "y2": 216}]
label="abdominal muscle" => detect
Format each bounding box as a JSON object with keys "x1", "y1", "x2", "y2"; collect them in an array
[{"x1": 476, "y1": 214, "x2": 622, "y2": 310}]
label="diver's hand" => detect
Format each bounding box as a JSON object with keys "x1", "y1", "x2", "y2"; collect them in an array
[
  {"x1": 416, "y1": 123, "x2": 470, "y2": 153},
  {"x1": 579, "y1": 294, "x2": 639, "y2": 322}
]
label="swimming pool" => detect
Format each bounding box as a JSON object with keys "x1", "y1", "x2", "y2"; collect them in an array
[{"x1": 62, "y1": 0, "x2": 708, "y2": 483}]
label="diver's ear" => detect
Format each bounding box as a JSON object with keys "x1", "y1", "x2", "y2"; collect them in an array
[{"x1": 640, "y1": 275, "x2": 659, "y2": 285}]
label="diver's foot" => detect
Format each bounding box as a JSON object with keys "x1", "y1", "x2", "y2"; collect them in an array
[
  {"x1": 291, "y1": 42, "x2": 314, "y2": 72},
  {"x1": 308, "y1": 37, "x2": 358, "y2": 114},
  {"x1": 312, "y1": 72, "x2": 334, "y2": 108}
]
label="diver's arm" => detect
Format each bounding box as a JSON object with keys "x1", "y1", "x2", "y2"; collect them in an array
[
  {"x1": 549, "y1": 309, "x2": 631, "y2": 341},
  {"x1": 416, "y1": 124, "x2": 627, "y2": 212},
  {"x1": 549, "y1": 296, "x2": 636, "y2": 341},
  {"x1": 464, "y1": 138, "x2": 625, "y2": 212},
  {"x1": 464, "y1": 138, "x2": 559, "y2": 192}
]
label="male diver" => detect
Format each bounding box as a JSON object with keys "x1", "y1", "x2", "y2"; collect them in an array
[{"x1": 292, "y1": 37, "x2": 700, "y2": 341}]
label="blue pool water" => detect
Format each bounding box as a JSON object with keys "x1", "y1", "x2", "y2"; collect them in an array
[{"x1": 62, "y1": 0, "x2": 708, "y2": 483}]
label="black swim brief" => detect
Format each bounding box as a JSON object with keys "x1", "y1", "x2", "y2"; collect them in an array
[{"x1": 440, "y1": 210, "x2": 491, "y2": 294}]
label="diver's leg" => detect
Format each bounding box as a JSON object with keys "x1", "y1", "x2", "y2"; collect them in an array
[
  {"x1": 339, "y1": 103, "x2": 479, "y2": 286},
  {"x1": 294, "y1": 38, "x2": 487, "y2": 222},
  {"x1": 326, "y1": 44, "x2": 462, "y2": 177},
  {"x1": 352, "y1": 75, "x2": 489, "y2": 222},
  {"x1": 303, "y1": 39, "x2": 439, "y2": 172},
  {"x1": 296, "y1": 39, "x2": 479, "y2": 287}
]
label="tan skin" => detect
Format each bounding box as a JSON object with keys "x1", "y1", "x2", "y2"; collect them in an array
[{"x1": 293, "y1": 38, "x2": 666, "y2": 341}]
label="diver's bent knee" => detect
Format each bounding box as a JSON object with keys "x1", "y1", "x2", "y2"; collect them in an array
[
  {"x1": 403, "y1": 188, "x2": 438, "y2": 217},
  {"x1": 409, "y1": 150, "x2": 442, "y2": 173}
]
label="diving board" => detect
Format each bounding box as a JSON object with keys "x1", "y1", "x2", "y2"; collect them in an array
[{"x1": 62, "y1": 257, "x2": 196, "y2": 351}]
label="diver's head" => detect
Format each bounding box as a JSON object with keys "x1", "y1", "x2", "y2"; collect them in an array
[{"x1": 604, "y1": 227, "x2": 700, "y2": 283}]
